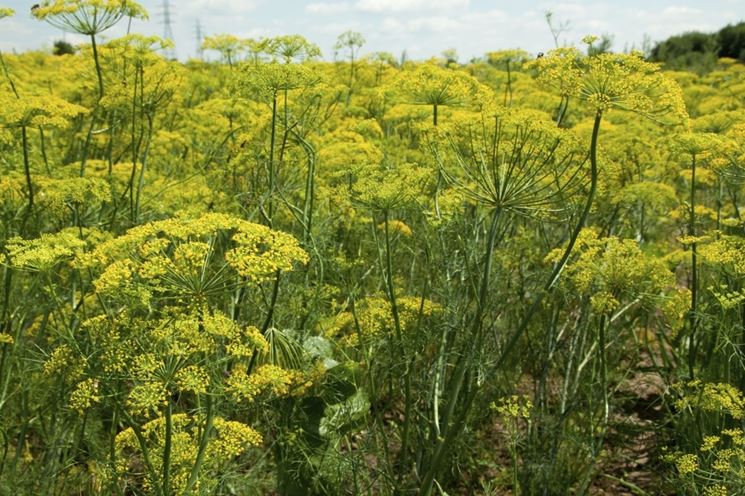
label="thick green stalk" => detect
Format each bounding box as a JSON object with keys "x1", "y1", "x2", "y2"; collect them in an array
[
  {"x1": 162, "y1": 400, "x2": 173, "y2": 496},
  {"x1": 90, "y1": 33, "x2": 104, "y2": 99},
  {"x1": 599, "y1": 313, "x2": 608, "y2": 428},
  {"x1": 346, "y1": 53, "x2": 355, "y2": 107},
  {"x1": 267, "y1": 93, "x2": 278, "y2": 226},
  {"x1": 133, "y1": 114, "x2": 154, "y2": 223},
  {"x1": 0, "y1": 50, "x2": 19, "y2": 97},
  {"x1": 21, "y1": 126, "x2": 33, "y2": 210},
  {"x1": 381, "y1": 210, "x2": 410, "y2": 483},
  {"x1": 504, "y1": 60, "x2": 512, "y2": 107},
  {"x1": 419, "y1": 206, "x2": 501, "y2": 495},
  {"x1": 184, "y1": 395, "x2": 214, "y2": 494},
  {"x1": 119, "y1": 407, "x2": 163, "y2": 495},
  {"x1": 577, "y1": 313, "x2": 609, "y2": 494},
  {"x1": 688, "y1": 153, "x2": 698, "y2": 379},
  {"x1": 496, "y1": 109, "x2": 602, "y2": 369}
]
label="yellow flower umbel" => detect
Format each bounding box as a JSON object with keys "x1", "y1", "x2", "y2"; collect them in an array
[
  {"x1": 548, "y1": 228, "x2": 686, "y2": 318},
  {"x1": 87, "y1": 212, "x2": 308, "y2": 303},
  {"x1": 431, "y1": 107, "x2": 586, "y2": 219},
  {"x1": 529, "y1": 47, "x2": 687, "y2": 124},
  {"x1": 33, "y1": 0, "x2": 148, "y2": 98},
  {"x1": 394, "y1": 61, "x2": 488, "y2": 125},
  {"x1": 201, "y1": 34, "x2": 256, "y2": 67},
  {"x1": 31, "y1": 0, "x2": 148, "y2": 35},
  {"x1": 115, "y1": 413, "x2": 262, "y2": 495}
]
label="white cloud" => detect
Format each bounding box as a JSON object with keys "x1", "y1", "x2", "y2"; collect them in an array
[
  {"x1": 313, "y1": 20, "x2": 362, "y2": 34},
  {"x1": 183, "y1": 0, "x2": 260, "y2": 16},
  {"x1": 356, "y1": 0, "x2": 469, "y2": 13},
  {"x1": 662, "y1": 6, "x2": 703, "y2": 17},
  {"x1": 306, "y1": 2, "x2": 351, "y2": 14},
  {"x1": 382, "y1": 16, "x2": 462, "y2": 33},
  {"x1": 544, "y1": 2, "x2": 587, "y2": 16}
]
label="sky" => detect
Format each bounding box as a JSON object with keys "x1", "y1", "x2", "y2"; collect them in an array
[{"x1": 1, "y1": 0, "x2": 743, "y2": 61}]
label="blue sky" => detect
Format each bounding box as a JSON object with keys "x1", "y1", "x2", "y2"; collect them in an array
[{"x1": 1, "y1": 1, "x2": 743, "y2": 61}]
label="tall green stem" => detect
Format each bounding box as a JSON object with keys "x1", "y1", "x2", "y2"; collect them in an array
[
  {"x1": 90, "y1": 33, "x2": 104, "y2": 99},
  {"x1": 688, "y1": 153, "x2": 698, "y2": 379},
  {"x1": 420, "y1": 206, "x2": 501, "y2": 495},
  {"x1": 496, "y1": 109, "x2": 602, "y2": 368},
  {"x1": 162, "y1": 399, "x2": 173, "y2": 496},
  {"x1": 133, "y1": 114, "x2": 154, "y2": 223},
  {"x1": 267, "y1": 93, "x2": 278, "y2": 226},
  {"x1": 381, "y1": 210, "x2": 410, "y2": 483},
  {"x1": 184, "y1": 395, "x2": 215, "y2": 494},
  {"x1": 21, "y1": 126, "x2": 33, "y2": 210}
]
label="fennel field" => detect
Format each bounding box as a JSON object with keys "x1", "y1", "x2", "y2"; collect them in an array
[{"x1": 2, "y1": 2, "x2": 745, "y2": 495}]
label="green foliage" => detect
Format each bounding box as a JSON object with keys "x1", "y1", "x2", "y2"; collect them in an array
[{"x1": 2, "y1": 19, "x2": 745, "y2": 496}]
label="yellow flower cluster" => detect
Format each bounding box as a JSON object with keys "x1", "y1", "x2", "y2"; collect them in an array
[
  {"x1": 665, "y1": 426, "x2": 745, "y2": 494},
  {"x1": 529, "y1": 48, "x2": 688, "y2": 123},
  {"x1": 675, "y1": 380, "x2": 745, "y2": 419},
  {"x1": 115, "y1": 413, "x2": 261, "y2": 494},
  {"x1": 395, "y1": 62, "x2": 486, "y2": 108},
  {"x1": 431, "y1": 108, "x2": 586, "y2": 217},
  {"x1": 7, "y1": 228, "x2": 103, "y2": 271},
  {"x1": 352, "y1": 163, "x2": 431, "y2": 211},
  {"x1": 547, "y1": 228, "x2": 680, "y2": 315},
  {"x1": 201, "y1": 34, "x2": 246, "y2": 64},
  {"x1": 267, "y1": 34, "x2": 322, "y2": 63},
  {"x1": 704, "y1": 485, "x2": 729, "y2": 496},
  {"x1": 0, "y1": 6, "x2": 14, "y2": 18},
  {"x1": 491, "y1": 395, "x2": 533, "y2": 420},
  {"x1": 43, "y1": 344, "x2": 86, "y2": 382},
  {"x1": 675, "y1": 453, "x2": 699, "y2": 475},
  {"x1": 85, "y1": 213, "x2": 308, "y2": 301},
  {"x1": 320, "y1": 295, "x2": 441, "y2": 347},
  {"x1": 69, "y1": 378, "x2": 101, "y2": 413},
  {"x1": 699, "y1": 235, "x2": 745, "y2": 277},
  {"x1": 227, "y1": 363, "x2": 302, "y2": 402},
  {"x1": 0, "y1": 93, "x2": 87, "y2": 128},
  {"x1": 127, "y1": 381, "x2": 168, "y2": 417},
  {"x1": 32, "y1": 0, "x2": 148, "y2": 35},
  {"x1": 35, "y1": 176, "x2": 111, "y2": 217},
  {"x1": 175, "y1": 365, "x2": 209, "y2": 395},
  {"x1": 377, "y1": 219, "x2": 413, "y2": 237},
  {"x1": 208, "y1": 418, "x2": 263, "y2": 458},
  {"x1": 239, "y1": 61, "x2": 320, "y2": 100},
  {"x1": 671, "y1": 132, "x2": 725, "y2": 159}
]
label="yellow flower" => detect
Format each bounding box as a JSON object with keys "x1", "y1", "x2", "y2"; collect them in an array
[
  {"x1": 0, "y1": 93, "x2": 87, "y2": 128},
  {"x1": 227, "y1": 364, "x2": 300, "y2": 402},
  {"x1": 675, "y1": 381, "x2": 745, "y2": 419},
  {"x1": 239, "y1": 61, "x2": 320, "y2": 100},
  {"x1": 201, "y1": 34, "x2": 245, "y2": 65},
  {"x1": 69, "y1": 379, "x2": 101, "y2": 413},
  {"x1": 704, "y1": 484, "x2": 729, "y2": 496},
  {"x1": 394, "y1": 61, "x2": 487, "y2": 114},
  {"x1": 7, "y1": 228, "x2": 101, "y2": 272},
  {"x1": 127, "y1": 381, "x2": 168, "y2": 417},
  {"x1": 32, "y1": 0, "x2": 148, "y2": 35},
  {"x1": 266, "y1": 34, "x2": 321, "y2": 63},
  {"x1": 701, "y1": 435, "x2": 721, "y2": 452},
  {"x1": 529, "y1": 48, "x2": 688, "y2": 123},
  {"x1": 377, "y1": 219, "x2": 413, "y2": 237},
  {"x1": 675, "y1": 453, "x2": 699, "y2": 475},
  {"x1": 175, "y1": 365, "x2": 210, "y2": 395}
]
